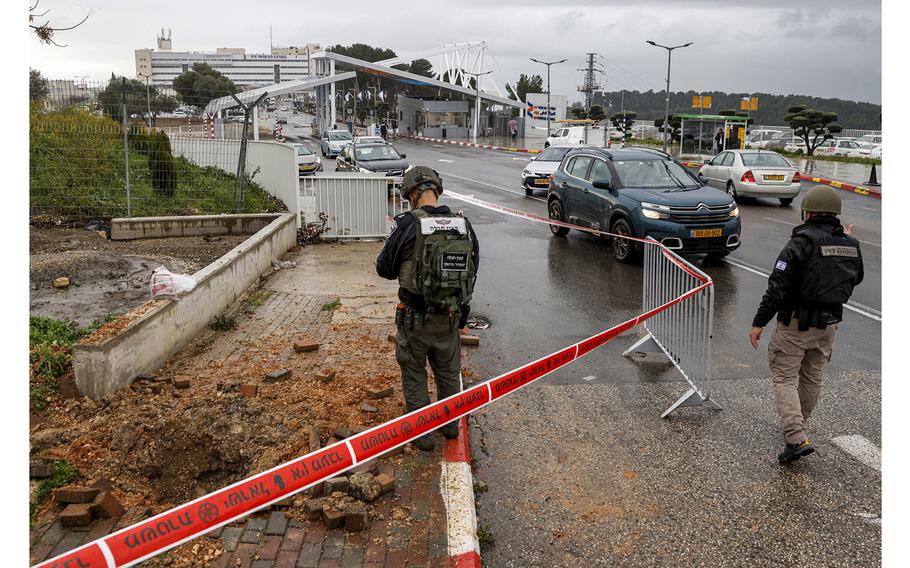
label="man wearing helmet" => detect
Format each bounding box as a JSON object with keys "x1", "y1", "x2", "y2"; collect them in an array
[
  {"x1": 376, "y1": 166, "x2": 479, "y2": 452},
  {"x1": 749, "y1": 185, "x2": 864, "y2": 464}
]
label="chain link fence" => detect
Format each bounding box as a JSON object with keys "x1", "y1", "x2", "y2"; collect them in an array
[{"x1": 30, "y1": 78, "x2": 285, "y2": 219}]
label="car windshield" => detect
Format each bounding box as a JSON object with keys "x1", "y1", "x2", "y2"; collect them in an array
[
  {"x1": 328, "y1": 131, "x2": 353, "y2": 141},
  {"x1": 612, "y1": 159, "x2": 700, "y2": 190},
  {"x1": 295, "y1": 145, "x2": 313, "y2": 156},
  {"x1": 355, "y1": 145, "x2": 401, "y2": 161},
  {"x1": 741, "y1": 153, "x2": 790, "y2": 168},
  {"x1": 536, "y1": 146, "x2": 572, "y2": 162}
]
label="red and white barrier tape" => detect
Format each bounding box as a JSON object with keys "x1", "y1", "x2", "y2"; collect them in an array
[{"x1": 36, "y1": 199, "x2": 710, "y2": 568}]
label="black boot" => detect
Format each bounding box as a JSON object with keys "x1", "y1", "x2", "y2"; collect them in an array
[
  {"x1": 778, "y1": 439, "x2": 814, "y2": 464},
  {"x1": 412, "y1": 434, "x2": 435, "y2": 452},
  {"x1": 440, "y1": 421, "x2": 459, "y2": 440}
]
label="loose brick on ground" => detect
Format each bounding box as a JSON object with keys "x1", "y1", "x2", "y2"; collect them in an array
[
  {"x1": 376, "y1": 473, "x2": 395, "y2": 495},
  {"x1": 172, "y1": 376, "x2": 191, "y2": 388},
  {"x1": 239, "y1": 383, "x2": 258, "y2": 398},
  {"x1": 30, "y1": 460, "x2": 51, "y2": 479},
  {"x1": 294, "y1": 340, "x2": 320, "y2": 353},
  {"x1": 304, "y1": 498, "x2": 325, "y2": 520},
  {"x1": 59, "y1": 504, "x2": 93, "y2": 527},
  {"x1": 459, "y1": 334, "x2": 480, "y2": 346},
  {"x1": 365, "y1": 386, "x2": 393, "y2": 400},
  {"x1": 88, "y1": 491, "x2": 125, "y2": 519},
  {"x1": 322, "y1": 508, "x2": 345, "y2": 529},
  {"x1": 266, "y1": 369, "x2": 292, "y2": 382},
  {"x1": 344, "y1": 506, "x2": 368, "y2": 531},
  {"x1": 315, "y1": 369, "x2": 336, "y2": 383},
  {"x1": 324, "y1": 477, "x2": 349, "y2": 494},
  {"x1": 53, "y1": 487, "x2": 100, "y2": 504}
]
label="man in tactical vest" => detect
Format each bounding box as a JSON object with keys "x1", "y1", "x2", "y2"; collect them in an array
[
  {"x1": 376, "y1": 166, "x2": 479, "y2": 452},
  {"x1": 749, "y1": 185, "x2": 864, "y2": 464}
]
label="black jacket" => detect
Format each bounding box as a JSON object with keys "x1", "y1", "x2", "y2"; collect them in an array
[
  {"x1": 376, "y1": 204, "x2": 479, "y2": 316},
  {"x1": 752, "y1": 217, "x2": 864, "y2": 329}
]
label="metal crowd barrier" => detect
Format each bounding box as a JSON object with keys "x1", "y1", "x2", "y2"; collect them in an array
[
  {"x1": 624, "y1": 237, "x2": 720, "y2": 418},
  {"x1": 298, "y1": 173, "x2": 393, "y2": 238}
]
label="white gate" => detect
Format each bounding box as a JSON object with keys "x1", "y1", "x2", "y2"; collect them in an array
[{"x1": 298, "y1": 173, "x2": 394, "y2": 238}]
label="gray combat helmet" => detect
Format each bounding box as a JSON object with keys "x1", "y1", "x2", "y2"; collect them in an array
[
  {"x1": 801, "y1": 185, "x2": 842, "y2": 215},
  {"x1": 401, "y1": 166, "x2": 443, "y2": 199}
]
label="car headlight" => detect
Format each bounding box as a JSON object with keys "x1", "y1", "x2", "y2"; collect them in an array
[
  {"x1": 641, "y1": 202, "x2": 671, "y2": 220},
  {"x1": 729, "y1": 206, "x2": 740, "y2": 218},
  {"x1": 522, "y1": 169, "x2": 531, "y2": 176},
  {"x1": 642, "y1": 208, "x2": 669, "y2": 220}
]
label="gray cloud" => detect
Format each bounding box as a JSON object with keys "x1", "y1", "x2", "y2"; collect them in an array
[{"x1": 29, "y1": 0, "x2": 881, "y2": 104}]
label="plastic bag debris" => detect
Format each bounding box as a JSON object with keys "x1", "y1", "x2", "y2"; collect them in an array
[{"x1": 150, "y1": 266, "x2": 197, "y2": 298}]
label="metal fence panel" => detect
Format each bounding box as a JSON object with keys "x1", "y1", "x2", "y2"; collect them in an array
[
  {"x1": 299, "y1": 174, "x2": 393, "y2": 238},
  {"x1": 625, "y1": 239, "x2": 719, "y2": 417}
]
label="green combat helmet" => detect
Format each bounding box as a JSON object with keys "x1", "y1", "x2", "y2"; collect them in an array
[
  {"x1": 801, "y1": 185, "x2": 842, "y2": 215},
  {"x1": 401, "y1": 166, "x2": 443, "y2": 199}
]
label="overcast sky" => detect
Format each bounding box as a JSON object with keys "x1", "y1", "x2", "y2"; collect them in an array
[{"x1": 29, "y1": 0, "x2": 882, "y2": 104}]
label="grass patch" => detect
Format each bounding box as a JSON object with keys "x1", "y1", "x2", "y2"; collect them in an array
[
  {"x1": 209, "y1": 313, "x2": 237, "y2": 331},
  {"x1": 399, "y1": 455, "x2": 424, "y2": 472},
  {"x1": 321, "y1": 298, "x2": 341, "y2": 311},
  {"x1": 28, "y1": 314, "x2": 119, "y2": 412},
  {"x1": 30, "y1": 107, "x2": 286, "y2": 218},
  {"x1": 477, "y1": 524, "x2": 495, "y2": 552},
  {"x1": 31, "y1": 460, "x2": 79, "y2": 524},
  {"x1": 246, "y1": 290, "x2": 272, "y2": 307}
]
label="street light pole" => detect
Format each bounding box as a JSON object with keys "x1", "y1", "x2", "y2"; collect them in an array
[
  {"x1": 646, "y1": 41, "x2": 693, "y2": 153},
  {"x1": 465, "y1": 70, "x2": 492, "y2": 142},
  {"x1": 138, "y1": 72, "x2": 152, "y2": 127},
  {"x1": 530, "y1": 57, "x2": 567, "y2": 138}
]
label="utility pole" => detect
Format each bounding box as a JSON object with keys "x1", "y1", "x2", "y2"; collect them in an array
[
  {"x1": 578, "y1": 53, "x2": 600, "y2": 115},
  {"x1": 530, "y1": 57, "x2": 567, "y2": 138},
  {"x1": 646, "y1": 40, "x2": 693, "y2": 153},
  {"x1": 465, "y1": 70, "x2": 492, "y2": 142}
]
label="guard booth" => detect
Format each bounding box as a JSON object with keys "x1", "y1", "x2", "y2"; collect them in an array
[{"x1": 676, "y1": 114, "x2": 751, "y2": 159}]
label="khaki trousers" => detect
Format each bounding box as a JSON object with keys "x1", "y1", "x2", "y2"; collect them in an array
[
  {"x1": 395, "y1": 312, "x2": 462, "y2": 417},
  {"x1": 768, "y1": 318, "x2": 837, "y2": 444}
]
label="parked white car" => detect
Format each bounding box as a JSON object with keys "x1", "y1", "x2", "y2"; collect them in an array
[
  {"x1": 544, "y1": 126, "x2": 586, "y2": 148},
  {"x1": 745, "y1": 129, "x2": 783, "y2": 149},
  {"x1": 814, "y1": 139, "x2": 871, "y2": 158},
  {"x1": 857, "y1": 134, "x2": 882, "y2": 148}
]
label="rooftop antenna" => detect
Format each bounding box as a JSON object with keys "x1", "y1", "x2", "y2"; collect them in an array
[{"x1": 269, "y1": 25, "x2": 273, "y2": 49}]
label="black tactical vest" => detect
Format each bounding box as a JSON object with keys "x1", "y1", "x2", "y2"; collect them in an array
[{"x1": 794, "y1": 223, "x2": 862, "y2": 307}]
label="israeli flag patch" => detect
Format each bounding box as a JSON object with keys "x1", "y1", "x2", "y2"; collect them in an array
[{"x1": 775, "y1": 260, "x2": 788, "y2": 271}]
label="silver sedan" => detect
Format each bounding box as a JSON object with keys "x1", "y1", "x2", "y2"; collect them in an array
[{"x1": 698, "y1": 149, "x2": 801, "y2": 206}]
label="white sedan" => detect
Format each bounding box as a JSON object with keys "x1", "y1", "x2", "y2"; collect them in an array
[
  {"x1": 699, "y1": 149, "x2": 802, "y2": 206},
  {"x1": 521, "y1": 145, "x2": 574, "y2": 196},
  {"x1": 814, "y1": 139, "x2": 871, "y2": 158}
]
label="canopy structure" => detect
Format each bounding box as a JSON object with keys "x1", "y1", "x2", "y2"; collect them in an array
[{"x1": 204, "y1": 72, "x2": 356, "y2": 114}]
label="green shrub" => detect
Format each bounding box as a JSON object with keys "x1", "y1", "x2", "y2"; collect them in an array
[
  {"x1": 31, "y1": 460, "x2": 79, "y2": 523},
  {"x1": 148, "y1": 130, "x2": 177, "y2": 197},
  {"x1": 209, "y1": 313, "x2": 237, "y2": 331}
]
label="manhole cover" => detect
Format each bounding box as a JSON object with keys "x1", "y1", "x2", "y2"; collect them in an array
[{"x1": 466, "y1": 315, "x2": 490, "y2": 329}]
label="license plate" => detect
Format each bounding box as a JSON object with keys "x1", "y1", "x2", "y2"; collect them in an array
[
  {"x1": 764, "y1": 174, "x2": 785, "y2": 181},
  {"x1": 690, "y1": 228, "x2": 723, "y2": 238},
  {"x1": 534, "y1": 178, "x2": 550, "y2": 185}
]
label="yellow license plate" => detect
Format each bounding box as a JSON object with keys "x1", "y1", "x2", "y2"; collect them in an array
[
  {"x1": 690, "y1": 228, "x2": 723, "y2": 238},
  {"x1": 764, "y1": 174, "x2": 785, "y2": 181},
  {"x1": 534, "y1": 178, "x2": 550, "y2": 185}
]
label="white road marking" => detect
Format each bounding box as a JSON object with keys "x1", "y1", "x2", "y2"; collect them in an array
[
  {"x1": 513, "y1": 157, "x2": 531, "y2": 161},
  {"x1": 581, "y1": 375, "x2": 596, "y2": 381},
  {"x1": 722, "y1": 258, "x2": 881, "y2": 322},
  {"x1": 832, "y1": 434, "x2": 881, "y2": 472},
  {"x1": 858, "y1": 205, "x2": 881, "y2": 213},
  {"x1": 437, "y1": 170, "x2": 547, "y2": 203},
  {"x1": 438, "y1": 159, "x2": 454, "y2": 163},
  {"x1": 761, "y1": 217, "x2": 881, "y2": 248}
]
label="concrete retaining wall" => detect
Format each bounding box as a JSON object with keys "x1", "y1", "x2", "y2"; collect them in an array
[
  {"x1": 111, "y1": 213, "x2": 280, "y2": 240},
  {"x1": 73, "y1": 212, "x2": 297, "y2": 399}
]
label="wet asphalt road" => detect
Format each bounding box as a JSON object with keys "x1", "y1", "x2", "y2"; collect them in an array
[{"x1": 286, "y1": 122, "x2": 882, "y2": 566}]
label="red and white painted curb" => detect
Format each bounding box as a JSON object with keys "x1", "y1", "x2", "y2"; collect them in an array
[
  {"x1": 442, "y1": 417, "x2": 482, "y2": 567},
  {"x1": 798, "y1": 173, "x2": 881, "y2": 199},
  {"x1": 410, "y1": 135, "x2": 541, "y2": 154}
]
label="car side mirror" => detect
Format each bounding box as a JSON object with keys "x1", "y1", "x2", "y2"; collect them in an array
[
  {"x1": 592, "y1": 179, "x2": 613, "y2": 190},
  {"x1": 400, "y1": 154, "x2": 407, "y2": 159},
  {"x1": 703, "y1": 159, "x2": 711, "y2": 165},
  {"x1": 698, "y1": 173, "x2": 707, "y2": 184}
]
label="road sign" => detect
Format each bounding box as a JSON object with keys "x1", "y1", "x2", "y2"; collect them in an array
[
  {"x1": 741, "y1": 97, "x2": 758, "y2": 111},
  {"x1": 692, "y1": 95, "x2": 713, "y2": 109}
]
